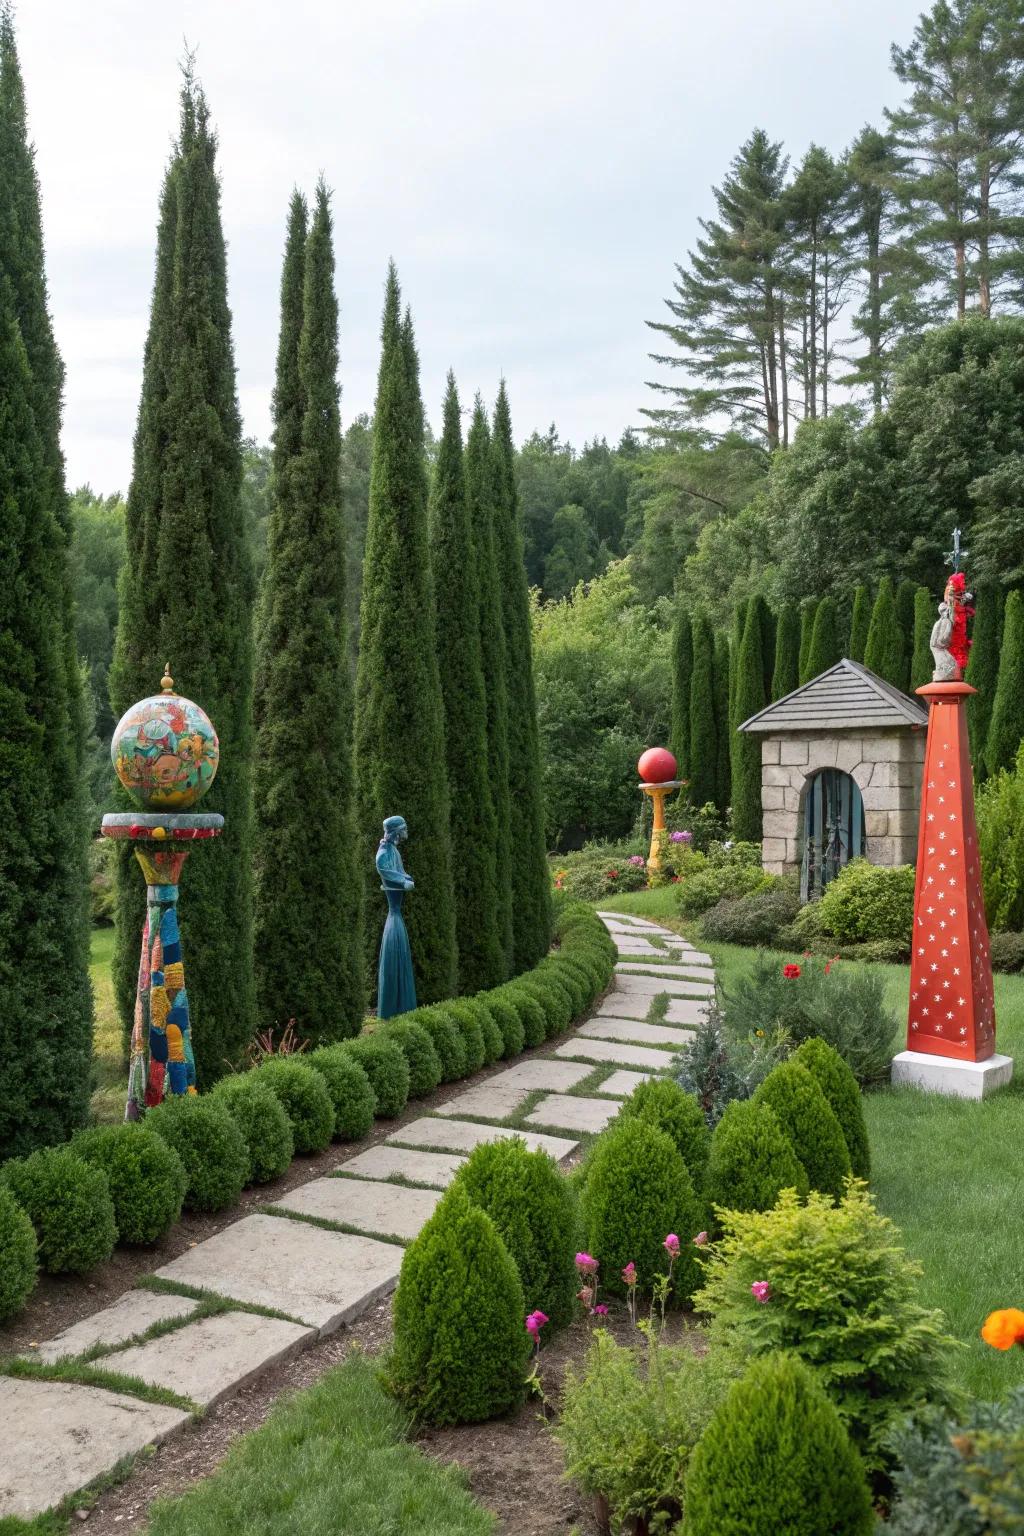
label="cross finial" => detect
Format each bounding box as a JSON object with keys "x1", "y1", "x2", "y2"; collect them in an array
[{"x1": 944, "y1": 526, "x2": 968, "y2": 573}]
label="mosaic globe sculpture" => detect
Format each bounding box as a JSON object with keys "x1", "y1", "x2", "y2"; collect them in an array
[{"x1": 111, "y1": 665, "x2": 219, "y2": 811}]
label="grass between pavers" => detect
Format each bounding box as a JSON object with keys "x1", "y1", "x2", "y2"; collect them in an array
[
  {"x1": 0, "y1": 1354, "x2": 198, "y2": 1417},
  {"x1": 332, "y1": 1169, "x2": 448, "y2": 1193},
  {"x1": 134, "y1": 1274, "x2": 306, "y2": 1328},
  {"x1": 259, "y1": 1204, "x2": 410, "y2": 1248}
]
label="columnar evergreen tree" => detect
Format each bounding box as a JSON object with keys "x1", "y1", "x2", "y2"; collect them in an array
[
  {"x1": 757, "y1": 597, "x2": 776, "y2": 701},
  {"x1": 729, "y1": 599, "x2": 749, "y2": 791},
  {"x1": 354, "y1": 266, "x2": 457, "y2": 1003},
  {"x1": 732, "y1": 603, "x2": 766, "y2": 842},
  {"x1": 863, "y1": 576, "x2": 905, "y2": 686},
  {"x1": 0, "y1": 7, "x2": 91, "y2": 1155},
  {"x1": 965, "y1": 585, "x2": 1003, "y2": 775},
  {"x1": 492, "y1": 382, "x2": 551, "y2": 972},
  {"x1": 688, "y1": 611, "x2": 718, "y2": 808},
  {"x1": 805, "y1": 596, "x2": 842, "y2": 679},
  {"x1": 985, "y1": 589, "x2": 1024, "y2": 779},
  {"x1": 109, "y1": 76, "x2": 255, "y2": 1086},
  {"x1": 895, "y1": 579, "x2": 916, "y2": 688},
  {"x1": 430, "y1": 375, "x2": 505, "y2": 993},
  {"x1": 713, "y1": 631, "x2": 732, "y2": 814},
  {"x1": 466, "y1": 399, "x2": 513, "y2": 971},
  {"x1": 252, "y1": 184, "x2": 364, "y2": 1044},
  {"x1": 798, "y1": 598, "x2": 818, "y2": 683},
  {"x1": 848, "y1": 585, "x2": 871, "y2": 663},
  {"x1": 669, "y1": 603, "x2": 693, "y2": 777},
  {"x1": 910, "y1": 585, "x2": 934, "y2": 692},
  {"x1": 771, "y1": 603, "x2": 800, "y2": 700}
]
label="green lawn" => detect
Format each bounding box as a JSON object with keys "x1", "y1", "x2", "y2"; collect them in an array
[
  {"x1": 595, "y1": 887, "x2": 1024, "y2": 1400},
  {"x1": 89, "y1": 926, "x2": 123, "y2": 1123}
]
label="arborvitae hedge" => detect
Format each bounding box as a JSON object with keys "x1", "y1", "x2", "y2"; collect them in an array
[
  {"x1": 731, "y1": 600, "x2": 766, "y2": 842},
  {"x1": 688, "y1": 610, "x2": 718, "y2": 808},
  {"x1": 967, "y1": 585, "x2": 1003, "y2": 777},
  {"x1": 253, "y1": 183, "x2": 364, "y2": 1043},
  {"x1": 354, "y1": 266, "x2": 458, "y2": 1004},
  {"x1": 986, "y1": 589, "x2": 1024, "y2": 778},
  {"x1": 848, "y1": 586, "x2": 871, "y2": 664},
  {"x1": 895, "y1": 579, "x2": 916, "y2": 690},
  {"x1": 910, "y1": 585, "x2": 934, "y2": 693},
  {"x1": 771, "y1": 602, "x2": 800, "y2": 700},
  {"x1": 757, "y1": 597, "x2": 776, "y2": 701},
  {"x1": 669, "y1": 603, "x2": 693, "y2": 778},
  {"x1": 108, "y1": 77, "x2": 256, "y2": 1087},
  {"x1": 863, "y1": 576, "x2": 905, "y2": 687},
  {"x1": 798, "y1": 598, "x2": 818, "y2": 684},
  {"x1": 805, "y1": 595, "x2": 842, "y2": 679},
  {"x1": 713, "y1": 630, "x2": 732, "y2": 814}
]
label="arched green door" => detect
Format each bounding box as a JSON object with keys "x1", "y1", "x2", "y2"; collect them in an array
[{"x1": 800, "y1": 768, "x2": 865, "y2": 902}]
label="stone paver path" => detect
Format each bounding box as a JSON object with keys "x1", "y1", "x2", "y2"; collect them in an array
[
  {"x1": 387, "y1": 1116, "x2": 578, "y2": 1160},
  {"x1": 578, "y1": 1017, "x2": 695, "y2": 1049},
  {"x1": 103, "y1": 1311, "x2": 313, "y2": 1409},
  {"x1": 334, "y1": 1145, "x2": 465, "y2": 1188},
  {"x1": 273, "y1": 1175, "x2": 441, "y2": 1240},
  {"x1": 36, "y1": 1290, "x2": 202, "y2": 1363},
  {"x1": 525, "y1": 1094, "x2": 619, "y2": 1134}
]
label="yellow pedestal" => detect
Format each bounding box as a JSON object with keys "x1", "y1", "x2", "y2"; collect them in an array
[{"x1": 640, "y1": 780, "x2": 683, "y2": 876}]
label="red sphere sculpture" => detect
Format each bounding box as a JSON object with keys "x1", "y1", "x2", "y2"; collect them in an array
[{"x1": 638, "y1": 747, "x2": 678, "y2": 784}]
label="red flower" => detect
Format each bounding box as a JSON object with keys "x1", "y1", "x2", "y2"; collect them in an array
[
  {"x1": 607, "y1": 869, "x2": 619, "y2": 880},
  {"x1": 782, "y1": 963, "x2": 801, "y2": 979}
]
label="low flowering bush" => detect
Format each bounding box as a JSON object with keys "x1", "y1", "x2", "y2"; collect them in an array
[{"x1": 547, "y1": 843, "x2": 649, "y2": 900}]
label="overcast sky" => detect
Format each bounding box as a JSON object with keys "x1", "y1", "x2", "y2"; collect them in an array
[{"x1": 19, "y1": 0, "x2": 926, "y2": 494}]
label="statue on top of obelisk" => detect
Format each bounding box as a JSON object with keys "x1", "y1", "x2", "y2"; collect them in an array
[{"x1": 929, "y1": 531, "x2": 974, "y2": 682}]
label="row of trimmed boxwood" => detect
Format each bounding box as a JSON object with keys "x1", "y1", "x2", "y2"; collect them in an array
[{"x1": 0, "y1": 902, "x2": 614, "y2": 1326}]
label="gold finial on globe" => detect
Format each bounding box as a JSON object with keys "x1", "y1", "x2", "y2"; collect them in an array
[
  {"x1": 111, "y1": 669, "x2": 219, "y2": 811},
  {"x1": 161, "y1": 663, "x2": 175, "y2": 693}
]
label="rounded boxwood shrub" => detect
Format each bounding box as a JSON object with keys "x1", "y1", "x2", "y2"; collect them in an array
[
  {"x1": 455, "y1": 1137, "x2": 578, "y2": 1327},
  {"x1": 581, "y1": 1118, "x2": 703, "y2": 1303},
  {"x1": 990, "y1": 931, "x2": 1024, "y2": 973},
  {"x1": 517, "y1": 975, "x2": 572, "y2": 1038},
  {"x1": 71, "y1": 1123, "x2": 187, "y2": 1243},
  {"x1": 705, "y1": 1100, "x2": 809, "y2": 1218},
  {"x1": 684, "y1": 1353, "x2": 874, "y2": 1535},
  {"x1": 377, "y1": 1020, "x2": 442, "y2": 1098},
  {"x1": 212, "y1": 1074, "x2": 294, "y2": 1182},
  {"x1": 558, "y1": 950, "x2": 604, "y2": 1001},
  {"x1": 470, "y1": 1001, "x2": 504, "y2": 1066},
  {"x1": 538, "y1": 958, "x2": 587, "y2": 1017},
  {"x1": 442, "y1": 1002, "x2": 486, "y2": 1074},
  {"x1": 342, "y1": 1036, "x2": 410, "y2": 1118},
  {"x1": 480, "y1": 992, "x2": 525, "y2": 1059},
  {"x1": 256, "y1": 1058, "x2": 336, "y2": 1152},
  {"x1": 618, "y1": 1079, "x2": 711, "y2": 1192},
  {"x1": 791, "y1": 1038, "x2": 870, "y2": 1180},
  {"x1": 2, "y1": 1147, "x2": 117, "y2": 1274},
  {"x1": 752, "y1": 1061, "x2": 851, "y2": 1201},
  {"x1": 409, "y1": 1006, "x2": 467, "y2": 1082},
  {"x1": 811, "y1": 857, "x2": 914, "y2": 946},
  {"x1": 305, "y1": 1046, "x2": 377, "y2": 1139},
  {"x1": 0, "y1": 1183, "x2": 38, "y2": 1320},
  {"x1": 389, "y1": 1184, "x2": 530, "y2": 1425},
  {"x1": 145, "y1": 1095, "x2": 249, "y2": 1212},
  {"x1": 497, "y1": 984, "x2": 547, "y2": 1049}
]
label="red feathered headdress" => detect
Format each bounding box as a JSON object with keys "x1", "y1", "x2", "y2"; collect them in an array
[{"x1": 944, "y1": 571, "x2": 974, "y2": 675}]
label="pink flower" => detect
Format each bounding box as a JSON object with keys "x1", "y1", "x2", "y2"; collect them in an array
[
  {"x1": 693, "y1": 1231, "x2": 708, "y2": 1247},
  {"x1": 750, "y1": 1281, "x2": 772, "y2": 1304},
  {"x1": 575, "y1": 1252, "x2": 598, "y2": 1275},
  {"x1": 628, "y1": 854, "x2": 645, "y2": 867},
  {"x1": 663, "y1": 1233, "x2": 681, "y2": 1257},
  {"x1": 622, "y1": 1262, "x2": 637, "y2": 1286},
  {"x1": 670, "y1": 829, "x2": 692, "y2": 844},
  {"x1": 525, "y1": 1309, "x2": 549, "y2": 1340},
  {"x1": 591, "y1": 1303, "x2": 609, "y2": 1316}
]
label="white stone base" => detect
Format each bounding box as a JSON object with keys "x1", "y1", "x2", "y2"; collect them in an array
[{"x1": 891, "y1": 1049, "x2": 1014, "y2": 1100}]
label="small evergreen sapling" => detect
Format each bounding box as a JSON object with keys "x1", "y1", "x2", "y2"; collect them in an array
[
  {"x1": 752, "y1": 1060, "x2": 851, "y2": 1200},
  {"x1": 618, "y1": 1079, "x2": 710, "y2": 1191},
  {"x1": 791, "y1": 1037, "x2": 870, "y2": 1179},
  {"x1": 704, "y1": 1099, "x2": 809, "y2": 1218}
]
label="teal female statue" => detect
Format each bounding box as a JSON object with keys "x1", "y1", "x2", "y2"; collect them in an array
[{"x1": 376, "y1": 815, "x2": 417, "y2": 1019}]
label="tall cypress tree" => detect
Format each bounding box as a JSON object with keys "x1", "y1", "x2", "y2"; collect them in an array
[
  {"x1": 966, "y1": 585, "x2": 1003, "y2": 776},
  {"x1": 687, "y1": 611, "x2": 718, "y2": 807},
  {"x1": 805, "y1": 596, "x2": 842, "y2": 679},
  {"x1": 758, "y1": 599, "x2": 776, "y2": 701},
  {"x1": 354, "y1": 266, "x2": 457, "y2": 1003},
  {"x1": 728, "y1": 599, "x2": 749, "y2": 794},
  {"x1": 910, "y1": 585, "x2": 934, "y2": 693},
  {"x1": 848, "y1": 585, "x2": 871, "y2": 663},
  {"x1": 771, "y1": 602, "x2": 800, "y2": 700},
  {"x1": 109, "y1": 76, "x2": 255, "y2": 1087},
  {"x1": 732, "y1": 603, "x2": 766, "y2": 842},
  {"x1": 0, "y1": 9, "x2": 91, "y2": 1156},
  {"x1": 430, "y1": 375, "x2": 504, "y2": 993},
  {"x1": 669, "y1": 603, "x2": 693, "y2": 777},
  {"x1": 252, "y1": 183, "x2": 364, "y2": 1043},
  {"x1": 895, "y1": 578, "x2": 916, "y2": 689},
  {"x1": 466, "y1": 399, "x2": 513, "y2": 972},
  {"x1": 492, "y1": 382, "x2": 551, "y2": 971},
  {"x1": 986, "y1": 590, "x2": 1024, "y2": 779},
  {"x1": 713, "y1": 630, "x2": 732, "y2": 815},
  {"x1": 863, "y1": 576, "x2": 905, "y2": 686},
  {"x1": 798, "y1": 597, "x2": 818, "y2": 683}
]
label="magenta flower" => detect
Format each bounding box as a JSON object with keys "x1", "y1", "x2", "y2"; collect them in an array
[
  {"x1": 591, "y1": 1303, "x2": 609, "y2": 1316},
  {"x1": 622, "y1": 1262, "x2": 637, "y2": 1286},
  {"x1": 628, "y1": 854, "x2": 645, "y2": 867},
  {"x1": 750, "y1": 1281, "x2": 772, "y2": 1304},
  {"x1": 693, "y1": 1231, "x2": 708, "y2": 1247},
  {"x1": 663, "y1": 1233, "x2": 681, "y2": 1257},
  {"x1": 525, "y1": 1309, "x2": 549, "y2": 1340},
  {"x1": 575, "y1": 1252, "x2": 598, "y2": 1275},
  {"x1": 670, "y1": 829, "x2": 692, "y2": 844}
]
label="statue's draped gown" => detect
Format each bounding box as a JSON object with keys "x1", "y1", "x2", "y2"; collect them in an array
[{"x1": 376, "y1": 837, "x2": 417, "y2": 1019}]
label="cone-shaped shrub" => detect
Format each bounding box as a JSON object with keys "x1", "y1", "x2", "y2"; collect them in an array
[
  {"x1": 71, "y1": 1124, "x2": 187, "y2": 1243},
  {"x1": 732, "y1": 600, "x2": 766, "y2": 842},
  {"x1": 341, "y1": 1036, "x2": 410, "y2": 1119},
  {"x1": 254, "y1": 1059, "x2": 335, "y2": 1153},
  {"x1": 389, "y1": 1184, "x2": 530, "y2": 1424},
  {"x1": 669, "y1": 603, "x2": 693, "y2": 777},
  {"x1": 896, "y1": 579, "x2": 916, "y2": 690},
  {"x1": 966, "y1": 585, "x2": 1002, "y2": 776},
  {"x1": 705, "y1": 1099, "x2": 809, "y2": 1218},
  {"x1": 0, "y1": 1182, "x2": 36, "y2": 1320},
  {"x1": 910, "y1": 585, "x2": 934, "y2": 692},
  {"x1": 145, "y1": 1095, "x2": 249, "y2": 1212},
  {"x1": 986, "y1": 590, "x2": 1024, "y2": 778},
  {"x1": 684, "y1": 1353, "x2": 874, "y2": 1535},
  {"x1": 714, "y1": 630, "x2": 732, "y2": 813},
  {"x1": 848, "y1": 586, "x2": 871, "y2": 664},
  {"x1": 618, "y1": 1080, "x2": 710, "y2": 1192},
  {"x1": 455, "y1": 1138, "x2": 578, "y2": 1327},
  {"x1": 1, "y1": 1147, "x2": 116, "y2": 1275},
  {"x1": 752, "y1": 1061, "x2": 850, "y2": 1200},
  {"x1": 863, "y1": 576, "x2": 904, "y2": 687},
  {"x1": 798, "y1": 598, "x2": 817, "y2": 684},
  {"x1": 407, "y1": 1006, "x2": 466, "y2": 1082},
  {"x1": 211, "y1": 1074, "x2": 293, "y2": 1183},
  {"x1": 791, "y1": 1038, "x2": 869, "y2": 1180},
  {"x1": 688, "y1": 610, "x2": 719, "y2": 808},
  {"x1": 377, "y1": 1019, "x2": 442, "y2": 1098},
  {"x1": 805, "y1": 595, "x2": 841, "y2": 679},
  {"x1": 305, "y1": 1046, "x2": 377, "y2": 1140},
  {"x1": 771, "y1": 603, "x2": 800, "y2": 700},
  {"x1": 581, "y1": 1119, "x2": 703, "y2": 1302}
]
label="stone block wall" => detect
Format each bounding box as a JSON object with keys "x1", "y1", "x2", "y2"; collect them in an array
[{"x1": 760, "y1": 728, "x2": 926, "y2": 875}]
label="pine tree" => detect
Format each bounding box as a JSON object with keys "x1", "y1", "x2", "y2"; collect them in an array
[
  {"x1": 966, "y1": 585, "x2": 1003, "y2": 776},
  {"x1": 910, "y1": 585, "x2": 935, "y2": 692},
  {"x1": 713, "y1": 631, "x2": 732, "y2": 814},
  {"x1": 848, "y1": 585, "x2": 871, "y2": 663},
  {"x1": 986, "y1": 589, "x2": 1024, "y2": 778},
  {"x1": 466, "y1": 399, "x2": 513, "y2": 972},
  {"x1": 108, "y1": 76, "x2": 255, "y2": 1088},
  {"x1": 252, "y1": 183, "x2": 364, "y2": 1044},
  {"x1": 798, "y1": 598, "x2": 818, "y2": 683},
  {"x1": 771, "y1": 603, "x2": 800, "y2": 700},
  {"x1": 492, "y1": 382, "x2": 551, "y2": 972},
  {"x1": 895, "y1": 578, "x2": 916, "y2": 689},
  {"x1": 805, "y1": 596, "x2": 842, "y2": 679},
  {"x1": 863, "y1": 576, "x2": 905, "y2": 686},
  {"x1": 354, "y1": 266, "x2": 457, "y2": 1004},
  {"x1": 669, "y1": 603, "x2": 693, "y2": 777},
  {"x1": 430, "y1": 375, "x2": 504, "y2": 994},
  {"x1": 732, "y1": 603, "x2": 766, "y2": 842},
  {"x1": 688, "y1": 611, "x2": 718, "y2": 808}
]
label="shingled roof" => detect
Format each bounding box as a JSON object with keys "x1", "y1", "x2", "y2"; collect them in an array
[{"x1": 738, "y1": 658, "x2": 928, "y2": 734}]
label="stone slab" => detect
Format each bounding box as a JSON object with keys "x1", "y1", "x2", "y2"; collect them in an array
[
  {"x1": 274, "y1": 1176, "x2": 440, "y2": 1240},
  {"x1": 525, "y1": 1094, "x2": 620, "y2": 1134},
  {"x1": 593, "y1": 991, "x2": 661, "y2": 1020},
  {"x1": 891, "y1": 1049, "x2": 1014, "y2": 1100},
  {"x1": 616, "y1": 960, "x2": 715, "y2": 980},
  {"x1": 554, "y1": 1038, "x2": 679, "y2": 1071},
  {"x1": 103, "y1": 1310, "x2": 313, "y2": 1408},
  {"x1": 600, "y1": 918, "x2": 644, "y2": 933},
  {"x1": 335, "y1": 1144, "x2": 465, "y2": 1189},
  {"x1": 614, "y1": 939, "x2": 670, "y2": 956},
  {"x1": 594, "y1": 1069, "x2": 656, "y2": 1097},
  {"x1": 614, "y1": 971, "x2": 715, "y2": 995},
  {"x1": 0, "y1": 1377, "x2": 189, "y2": 1519},
  {"x1": 435, "y1": 1059, "x2": 592, "y2": 1122},
  {"x1": 34, "y1": 1290, "x2": 201, "y2": 1363},
  {"x1": 387, "y1": 1116, "x2": 578, "y2": 1162},
  {"x1": 580, "y1": 1017, "x2": 694, "y2": 1048},
  {"x1": 153, "y1": 1213, "x2": 402, "y2": 1334},
  {"x1": 597, "y1": 911, "x2": 648, "y2": 924}
]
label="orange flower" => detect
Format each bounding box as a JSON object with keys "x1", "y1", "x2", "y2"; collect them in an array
[{"x1": 981, "y1": 1308, "x2": 1024, "y2": 1350}]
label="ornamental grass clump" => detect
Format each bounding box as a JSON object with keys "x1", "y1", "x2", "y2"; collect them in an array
[
  {"x1": 752, "y1": 1059, "x2": 851, "y2": 1201},
  {"x1": 455, "y1": 1137, "x2": 578, "y2": 1327},
  {"x1": 0, "y1": 1182, "x2": 38, "y2": 1319},
  {"x1": 340, "y1": 1036, "x2": 409, "y2": 1119},
  {"x1": 704, "y1": 1099, "x2": 808, "y2": 1219},
  {"x1": 256, "y1": 1057, "x2": 336, "y2": 1152},
  {"x1": 304, "y1": 1047, "x2": 376, "y2": 1140},
  {"x1": 791, "y1": 1037, "x2": 870, "y2": 1179},
  {"x1": 388, "y1": 1184, "x2": 530, "y2": 1425},
  {"x1": 1, "y1": 1146, "x2": 117, "y2": 1274},
  {"x1": 376, "y1": 1020, "x2": 442, "y2": 1098},
  {"x1": 694, "y1": 1185, "x2": 957, "y2": 1480},
  {"x1": 145, "y1": 1095, "x2": 249, "y2": 1212},
  {"x1": 618, "y1": 1079, "x2": 711, "y2": 1192},
  {"x1": 71, "y1": 1123, "x2": 187, "y2": 1243},
  {"x1": 212, "y1": 1073, "x2": 295, "y2": 1182},
  {"x1": 684, "y1": 1353, "x2": 875, "y2": 1535}
]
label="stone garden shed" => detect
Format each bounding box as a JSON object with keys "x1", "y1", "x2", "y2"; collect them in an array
[{"x1": 738, "y1": 659, "x2": 928, "y2": 899}]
